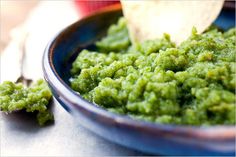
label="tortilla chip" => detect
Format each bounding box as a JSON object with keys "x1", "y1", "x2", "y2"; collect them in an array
[{"x1": 121, "y1": 0, "x2": 224, "y2": 44}]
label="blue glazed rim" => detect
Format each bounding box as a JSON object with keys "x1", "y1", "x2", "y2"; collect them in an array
[{"x1": 43, "y1": 4, "x2": 235, "y2": 150}]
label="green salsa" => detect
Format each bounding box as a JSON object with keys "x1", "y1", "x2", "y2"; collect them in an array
[
  {"x1": 0, "y1": 79, "x2": 53, "y2": 126},
  {"x1": 70, "y1": 18, "x2": 236, "y2": 125}
]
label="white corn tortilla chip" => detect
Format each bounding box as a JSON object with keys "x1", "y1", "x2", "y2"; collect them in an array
[{"x1": 121, "y1": 0, "x2": 224, "y2": 44}]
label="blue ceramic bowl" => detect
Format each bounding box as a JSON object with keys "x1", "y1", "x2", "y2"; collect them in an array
[{"x1": 43, "y1": 5, "x2": 235, "y2": 156}]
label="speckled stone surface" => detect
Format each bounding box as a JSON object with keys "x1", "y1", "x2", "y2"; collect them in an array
[{"x1": 0, "y1": 99, "x2": 146, "y2": 156}]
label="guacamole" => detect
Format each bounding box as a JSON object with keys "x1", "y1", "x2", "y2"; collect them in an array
[
  {"x1": 0, "y1": 79, "x2": 53, "y2": 126},
  {"x1": 70, "y1": 18, "x2": 235, "y2": 125}
]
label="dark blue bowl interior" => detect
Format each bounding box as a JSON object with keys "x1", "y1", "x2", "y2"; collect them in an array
[
  {"x1": 52, "y1": 10, "x2": 122, "y2": 85},
  {"x1": 214, "y1": 9, "x2": 235, "y2": 29}
]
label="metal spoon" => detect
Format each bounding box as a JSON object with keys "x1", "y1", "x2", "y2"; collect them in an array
[{"x1": 15, "y1": 33, "x2": 32, "y2": 86}]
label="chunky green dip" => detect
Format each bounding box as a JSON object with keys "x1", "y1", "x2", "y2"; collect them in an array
[
  {"x1": 70, "y1": 18, "x2": 236, "y2": 125},
  {"x1": 0, "y1": 79, "x2": 54, "y2": 126}
]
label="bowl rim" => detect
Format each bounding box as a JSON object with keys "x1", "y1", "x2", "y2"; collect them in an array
[{"x1": 43, "y1": 4, "x2": 235, "y2": 141}]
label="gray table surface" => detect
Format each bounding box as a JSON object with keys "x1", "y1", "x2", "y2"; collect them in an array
[{"x1": 1, "y1": 99, "x2": 147, "y2": 156}]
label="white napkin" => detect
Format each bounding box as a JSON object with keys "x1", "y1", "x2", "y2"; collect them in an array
[{"x1": 0, "y1": 1, "x2": 79, "y2": 82}]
